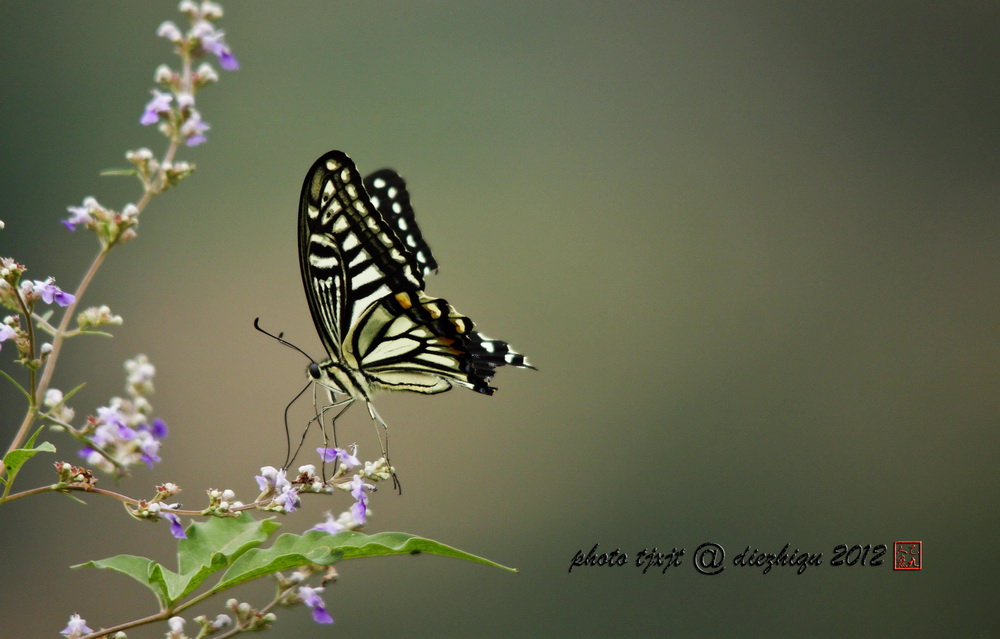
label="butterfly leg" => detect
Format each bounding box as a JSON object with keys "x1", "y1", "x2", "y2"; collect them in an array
[
  {"x1": 284, "y1": 385, "x2": 353, "y2": 471},
  {"x1": 365, "y1": 401, "x2": 401, "y2": 493},
  {"x1": 316, "y1": 391, "x2": 355, "y2": 480}
]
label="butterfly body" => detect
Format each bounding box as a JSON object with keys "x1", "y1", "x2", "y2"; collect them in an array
[{"x1": 298, "y1": 150, "x2": 532, "y2": 421}]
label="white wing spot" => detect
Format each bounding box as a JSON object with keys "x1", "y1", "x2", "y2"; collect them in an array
[
  {"x1": 392, "y1": 202, "x2": 402, "y2": 214},
  {"x1": 373, "y1": 178, "x2": 386, "y2": 188},
  {"x1": 326, "y1": 160, "x2": 340, "y2": 170},
  {"x1": 387, "y1": 187, "x2": 398, "y2": 198},
  {"x1": 482, "y1": 341, "x2": 495, "y2": 353},
  {"x1": 371, "y1": 196, "x2": 381, "y2": 209},
  {"x1": 340, "y1": 168, "x2": 350, "y2": 182},
  {"x1": 504, "y1": 353, "x2": 517, "y2": 363},
  {"x1": 341, "y1": 232, "x2": 360, "y2": 251},
  {"x1": 407, "y1": 235, "x2": 417, "y2": 248},
  {"x1": 346, "y1": 184, "x2": 358, "y2": 199}
]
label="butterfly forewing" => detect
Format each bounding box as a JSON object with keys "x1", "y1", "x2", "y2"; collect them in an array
[
  {"x1": 299, "y1": 151, "x2": 425, "y2": 362},
  {"x1": 298, "y1": 150, "x2": 533, "y2": 401}
]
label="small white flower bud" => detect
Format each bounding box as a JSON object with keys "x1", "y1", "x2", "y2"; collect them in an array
[
  {"x1": 195, "y1": 62, "x2": 218, "y2": 84},
  {"x1": 201, "y1": 2, "x2": 224, "y2": 19},
  {"x1": 157, "y1": 21, "x2": 183, "y2": 43},
  {"x1": 154, "y1": 64, "x2": 174, "y2": 84}
]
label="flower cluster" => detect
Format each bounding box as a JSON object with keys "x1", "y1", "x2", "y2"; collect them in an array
[
  {"x1": 276, "y1": 569, "x2": 335, "y2": 626},
  {"x1": 1, "y1": 258, "x2": 75, "y2": 312},
  {"x1": 1, "y1": 258, "x2": 78, "y2": 363},
  {"x1": 141, "y1": 1, "x2": 238, "y2": 148},
  {"x1": 166, "y1": 613, "x2": 232, "y2": 639},
  {"x1": 75, "y1": 304, "x2": 123, "y2": 332},
  {"x1": 255, "y1": 466, "x2": 300, "y2": 513},
  {"x1": 61, "y1": 196, "x2": 140, "y2": 247},
  {"x1": 75, "y1": 355, "x2": 169, "y2": 476},
  {"x1": 127, "y1": 482, "x2": 185, "y2": 537}
]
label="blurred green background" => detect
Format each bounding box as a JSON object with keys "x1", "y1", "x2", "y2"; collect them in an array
[{"x1": 2, "y1": 1, "x2": 998, "y2": 637}]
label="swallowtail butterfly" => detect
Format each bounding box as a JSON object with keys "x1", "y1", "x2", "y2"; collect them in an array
[{"x1": 297, "y1": 150, "x2": 533, "y2": 450}]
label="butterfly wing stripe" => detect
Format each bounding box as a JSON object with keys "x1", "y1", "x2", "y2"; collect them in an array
[{"x1": 364, "y1": 168, "x2": 439, "y2": 278}]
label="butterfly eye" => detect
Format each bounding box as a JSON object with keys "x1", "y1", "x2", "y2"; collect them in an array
[{"x1": 307, "y1": 362, "x2": 321, "y2": 379}]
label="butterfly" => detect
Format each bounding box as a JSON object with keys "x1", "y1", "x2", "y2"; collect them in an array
[{"x1": 293, "y1": 150, "x2": 533, "y2": 466}]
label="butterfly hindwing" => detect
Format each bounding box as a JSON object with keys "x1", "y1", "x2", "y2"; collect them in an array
[{"x1": 364, "y1": 169, "x2": 439, "y2": 278}]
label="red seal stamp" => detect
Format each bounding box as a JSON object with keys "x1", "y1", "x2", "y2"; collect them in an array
[{"x1": 893, "y1": 541, "x2": 922, "y2": 570}]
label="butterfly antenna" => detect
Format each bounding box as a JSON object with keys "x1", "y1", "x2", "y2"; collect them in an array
[{"x1": 254, "y1": 317, "x2": 317, "y2": 364}]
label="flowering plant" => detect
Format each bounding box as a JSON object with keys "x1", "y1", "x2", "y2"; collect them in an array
[{"x1": 0, "y1": 3, "x2": 511, "y2": 637}]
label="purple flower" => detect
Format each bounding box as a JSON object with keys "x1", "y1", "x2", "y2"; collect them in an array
[
  {"x1": 351, "y1": 498, "x2": 367, "y2": 525},
  {"x1": 349, "y1": 475, "x2": 372, "y2": 525},
  {"x1": 298, "y1": 586, "x2": 334, "y2": 625},
  {"x1": 63, "y1": 204, "x2": 93, "y2": 231},
  {"x1": 180, "y1": 110, "x2": 209, "y2": 146},
  {"x1": 97, "y1": 405, "x2": 134, "y2": 439},
  {"x1": 147, "y1": 417, "x2": 169, "y2": 438},
  {"x1": 61, "y1": 614, "x2": 93, "y2": 638},
  {"x1": 216, "y1": 47, "x2": 239, "y2": 71},
  {"x1": 138, "y1": 433, "x2": 162, "y2": 467},
  {"x1": 193, "y1": 22, "x2": 239, "y2": 70},
  {"x1": 164, "y1": 512, "x2": 187, "y2": 539},
  {"x1": 141, "y1": 89, "x2": 173, "y2": 126},
  {"x1": 317, "y1": 445, "x2": 360, "y2": 469},
  {"x1": 31, "y1": 278, "x2": 75, "y2": 307},
  {"x1": 311, "y1": 511, "x2": 345, "y2": 535},
  {"x1": 0, "y1": 324, "x2": 15, "y2": 351},
  {"x1": 275, "y1": 486, "x2": 300, "y2": 513},
  {"x1": 255, "y1": 466, "x2": 287, "y2": 493}
]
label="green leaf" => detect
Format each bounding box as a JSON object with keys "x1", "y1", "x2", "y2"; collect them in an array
[
  {"x1": 76, "y1": 513, "x2": 280, "y2": 607},
  {"x1": 217, "y1": 530, "x2": 515, "y2": 591},
  {"x1": 168, "y1": 514, "x2": 280, "y2": 602},
  {"x1": 75, "y1": 555, "x2": 170, "y2": 607},
  {"x1": 1, "y1": 438, "x2": 56, "y2": 488},
  {"x1": 77, "y1": 517, "x2": 515, "y2": 612},
  {"x1": 0, "y1": 369, "x2": 30, "y2": 401}
]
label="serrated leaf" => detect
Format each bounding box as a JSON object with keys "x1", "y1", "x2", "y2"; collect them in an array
[
  {"x1": 217, "y1": 530, "x2": 515, "y2": 591},
  {"x1": 77, "y1": 514, "x2": 281, "y2": 607},
  {"x1": 167, "y1": 514, "x2": 280, "y2": 602},
  {"x1": 74, "y1": 555, "x2": 170, "y2": 607}
]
